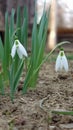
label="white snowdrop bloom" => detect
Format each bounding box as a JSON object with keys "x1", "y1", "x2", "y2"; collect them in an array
[
  {"x1": 55, "y1": 50, "x2": 68, "y2": 72},
  {"x1": 11, "y1": 40, "x2": 28, "y2": 59}
]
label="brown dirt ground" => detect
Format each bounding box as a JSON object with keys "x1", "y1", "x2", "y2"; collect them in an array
[{"x1": 0, "y1": 58, "x2": 73, "y2": 130}]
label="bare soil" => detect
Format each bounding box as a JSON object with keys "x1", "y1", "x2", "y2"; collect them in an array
[{"x1": 0, "y1": 59, "x2": 73, "y2": 130}]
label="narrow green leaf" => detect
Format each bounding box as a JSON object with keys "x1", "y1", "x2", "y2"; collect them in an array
[
  {"x1": 0, "y1": 73, "x2": 4, "y2": 95},
  {"x1": 31, "y1": 14, "x2": 38, "y2": 68},
  {"x1": 52, "y1": 110, "x2": 73, "y2": 115},
  {"x1": 23, "y1": 65, "x2": 32, "y2": 93},
  {"x1": 3, "y1": 12, "x2": 10, "y2": 80},
  {"x1": 0, "y1": 37, "x2": 4, "y2": 63},
  {"x1": 9, "y1": 9, "x2": 15, "y2": 48},
  {"x1": 9, "y1": 60, "x2": 14, "y2": 92},
  {"x1": 14, "y1": 6, "x2": 21, "y2": 73},
  {"x1": 38, "y1": 11, "x2": 46, "y2": 46},
  {"x1": 21, "y1": 7, "x2": 28, "y2": 48},
  {"x1": 13, "y1": 60, "x2": 24, "y2": 92},
  {"x1": 16, "y1": 6, "x2": 21, "y2": 40}
]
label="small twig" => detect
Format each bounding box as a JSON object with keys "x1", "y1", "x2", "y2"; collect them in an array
[
  {"x1": 39, "y1": 95, "x2": 53, "y2": 121},
  {"x1": 39, "y1": 95, "x2": 50, "y2": 113}
]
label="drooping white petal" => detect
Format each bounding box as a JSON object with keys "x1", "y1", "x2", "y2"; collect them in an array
[
  {"x1": 17, "y1": 47, "x2": 23, "y2": 59},
  {"x1": 62, "y1": 55, "x2": 69, "y2": 72},
  {"x1": 55, "y1": 51, "x2": 69, "y2": 72},
  {"x1": 18, "y1": 41, "x2": 28, "y2": 57},
  {"x1": 11, "y1": 43, "x2": 17, "y2": 58},
  {"x1": 55, "y1": 55, "x2": 61, "y2": 72},
  {"x1": 15, "y1": 40, "x2": 28, "y2": 59}
]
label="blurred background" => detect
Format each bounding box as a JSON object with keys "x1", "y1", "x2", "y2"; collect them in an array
[
  {"x1": 0, "y1": 0, "x2": 35, "y2": 30},
  {"x1": 0, "y1": 0, "x2": 73, "y2": 50}
]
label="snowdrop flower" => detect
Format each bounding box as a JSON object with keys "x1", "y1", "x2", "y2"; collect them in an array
[
  {"x1": 55, "y1": 50, "x2": 68, "y2": 72},
  {"x1": 11, "y1": 40, "x2": 28, "y2": 59}
]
